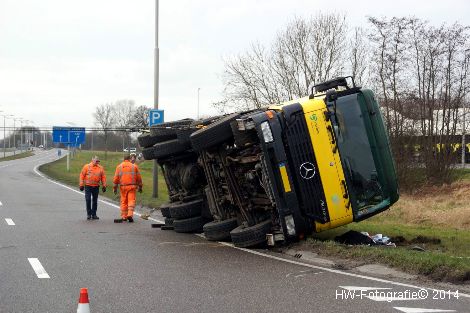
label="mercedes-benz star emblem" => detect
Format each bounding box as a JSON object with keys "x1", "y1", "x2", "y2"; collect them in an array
[{"x1": 299, "y1": 162, "x2": 316, "y2": 180}]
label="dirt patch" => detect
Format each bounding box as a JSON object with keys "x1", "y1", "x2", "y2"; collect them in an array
[{"x1": 390, "y1": 235, "x2": 442, "y2": 246}]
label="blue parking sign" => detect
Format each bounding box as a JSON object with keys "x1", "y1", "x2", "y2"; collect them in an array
[{"x1": 149, "y1": 109, "x2": 164, "y2": 126}]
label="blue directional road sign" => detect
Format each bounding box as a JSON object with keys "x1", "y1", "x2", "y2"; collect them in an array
[
  {"x1": 149, "y1": 109, "x2": 164, "y2": 126},
  {"x1": 52, "y1": 127, "x2": 86, "y2": 146}
]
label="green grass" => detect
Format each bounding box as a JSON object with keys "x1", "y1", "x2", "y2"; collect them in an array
[
  {"x1": 451, "y1": 168, "x2": 470, "y2": 181},
  {"x1": 0, "y1": 151, "x2": 34, "y2": 162},
  {"x1": 307, "y1": 220, "x2": 470, "y2": 283},
  {"x1": 304, "y1": 238, "x2": 470, "y2": 283},
  {"x1": 39, "y1": 150, "x2": 169, "y2": 208}
]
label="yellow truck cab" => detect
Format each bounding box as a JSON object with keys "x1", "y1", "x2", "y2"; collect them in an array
[{"x1": 248, "y1": 77, "x2": 399, "y2": 239}]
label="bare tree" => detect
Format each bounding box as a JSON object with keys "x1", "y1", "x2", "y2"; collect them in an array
[
  {"x1": 348, "y1": 27, "x2": 369, "y2": 86},
  {"x1": 94, "y1": 103, "x2": 116, "y2": 159},
  {"x1": 369, "y1": 17, "x2": 470, "y2": 186},
  {"x1": 132, "y1": 105, "x2": 152, "y2": 128},
  {"x1": 114, "y1": 99, "x2": 136, "y2": 151},
  {"x1": 216, "y1": 13, "x2": 348, "y2": 113}
]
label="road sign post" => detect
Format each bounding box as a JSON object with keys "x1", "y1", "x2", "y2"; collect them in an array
[
  {"x1": 149, "y1": 109, "x2": 164, "y2": 198},
  {"x1": 52, "y1": 127, "x2": 86, "y2": 172}
]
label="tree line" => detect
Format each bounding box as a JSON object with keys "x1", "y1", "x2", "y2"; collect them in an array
[
  {"x1": 91, "y1": 99, "x2": 151, "y2": 158},
  {"x1": 216, "y1": 14, "x2": 470, "y2": 188}
]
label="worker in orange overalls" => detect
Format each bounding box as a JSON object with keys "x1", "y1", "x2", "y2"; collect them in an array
[
  {"x1": 79, "y1": 155, "x2": 107, "y2": 220},
  {"x1": 113, "y1": 154, "x2": 143, "y2": 223}
]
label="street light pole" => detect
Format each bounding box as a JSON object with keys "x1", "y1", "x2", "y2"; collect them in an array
[
  {"x1": 2, "y1": 113, "x2": 5, "y2": 158},
  {"x1": 20, "y1": 120, "x2": 24, "y2": 151},
  {"x1": 13, "y1": 118, "x2": 18, "y2": 155},
  {"x1": 152, "y1": 0, "x2": 160, "y2": 198}
]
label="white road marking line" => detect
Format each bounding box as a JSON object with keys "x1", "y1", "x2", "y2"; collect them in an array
[
  {"x1": 214, "y1": 240, "x2": 470, "y2": 299},
  {"x1": 5, "y1": 218, "x2": 15, "y2": 225},
  {"x1": 339, "y1": 286, "x2": 393, "y2": 291},
  {"x1": 27, "y1": 258, "x2": 50, "y2": 279},
  {"x1": 0, "y1": 201, "x2": 2, "y2": 206},
  {"x1": 33, "y1": 163, "x2": 470, "y2": 299},
  {"x1": 394, "y1": 307, "x2": 456, "y2": 313}
]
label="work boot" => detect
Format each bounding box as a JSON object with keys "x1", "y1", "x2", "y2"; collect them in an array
[
  {"x1": 114, "y1": 218, "x2": 125, "y2": 223},
  {"x1": 87, "y1": 215, "x2": 92, "y2": 220},
  {"x1": 92, "y1": 215, "x2": 99, "y2": 220},
  {"x1": 127, "y1": 216, "x2": 134, "y2": 223}
]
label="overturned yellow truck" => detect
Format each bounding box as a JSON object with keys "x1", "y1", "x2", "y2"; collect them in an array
[{"x1": 140, "y1": 77, "x2": 399, "y2": 247}]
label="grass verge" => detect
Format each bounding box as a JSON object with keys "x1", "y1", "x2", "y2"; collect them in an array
[
  {"x1": 304, "y1": 214, "x2": 470, "y2": 284},
  {"x1": 38, "y1": 150, "x2": 169, "y2": 209},
  {"x1": 0, "y1": 151, "x2": 34, "y2": 162}
]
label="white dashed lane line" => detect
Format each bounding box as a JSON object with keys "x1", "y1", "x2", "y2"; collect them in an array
[
  {"x1": 5, "y1": 218, "x2": 15, "y2": 225},
  {"x1": 28, "y1": 258, "x2": 50, "y2": 279},
  {"x1": 0, "y1": 201, "x2": 2, "y2": 206}
]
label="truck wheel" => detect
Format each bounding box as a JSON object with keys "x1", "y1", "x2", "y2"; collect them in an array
[
  {"x1": 160, "y1": 203, "x2": 171, "y2": 218},
  {"x1": 142, "y1": 145, "x2": 156, "y2": 160},
  {"x1": 173, "y1": 216, "x2": 205, "y2": 233},
  {"x1": 137, "y1": 133, "x2": 159, "y2": 148},
  {"x1": 230, "y1": 219, "x2": 272, "y2": 248},
  {"x1": 175, "y1": 128, "x2": 195, "y2": 145},
  {"x1": 203, "y1": 218, "x2": 238, "y2": 241},
  {"x1": 150, "y1": 119, "x2": 194, "y2": 143},
  {"x1": 153, "y1": 139, "x2": 191, "y2": 160},
  {"x1": 164, "y1": 217, "x2": 175, "y2": 226},
  {"x1": 190, "y1": 113, "x2": 240, "y2": 151},
  {"x1": 169, "y1": 199, "x2": 203, "y2": 219}
]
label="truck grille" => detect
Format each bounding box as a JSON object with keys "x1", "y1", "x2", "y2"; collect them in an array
[{"x1": 283, "y1": 111, "x2": 330, "y2": 223}]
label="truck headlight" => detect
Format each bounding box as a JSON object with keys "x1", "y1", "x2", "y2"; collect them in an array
[
  {"x1": 261, "y1": 121, "x2": 274, "y2": 143},
  {"x1": 285, "y1": 215, "x2": 296, "y2": 236}
]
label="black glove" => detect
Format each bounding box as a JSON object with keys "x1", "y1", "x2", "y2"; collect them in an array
[
  {"x1": 102, "y1": 186, "x2": 106, "y2": 193},
  {"x1": 79, "y1": 186, "x2": 84, "y2": 191},
  {"x1": 138, "y1": 186, "x2": 143, "y2": 193}
]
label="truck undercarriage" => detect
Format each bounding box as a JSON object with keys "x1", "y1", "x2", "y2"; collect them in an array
[{"x1": 137, "y1": 77, "x2": 399, "y2": 247}]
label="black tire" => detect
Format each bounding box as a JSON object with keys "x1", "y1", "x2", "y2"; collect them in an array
[
  {"x1": 154, "y1": 139, "x2": 191, "y2": 160},
  {"x1": 190, "y1": 113, "x2": 240, "y2": 151},
  {"x1": 175, "y1": 128, "x2": 196, "y2": 145},
  {"x1": 149, "y1": 119, "x2": 194, "y2": 142},
  {"x1": 230, "y1": 219, "x2": 272, "y2": 248},
  {"x1": 173, "y1": 216, "x2": 205, "y2": 233},
  {"x1": 137, "y1": 133, "x2": 159, "y2": 148},
  {"x1": 160, "y1": 203, "x2": 171, "y2": 218},
  {"x1": 203, "y1": 218, "x2": 238, "y2": 241},
  {"x1": 169, "y1": 199, "x2": 203, "y2": 220},
  {"x1": 164, "y1": 217, "x2": 175, "y2": 226},
  {"x1": 142, "y1": 145, "x2": 156, "y2": 160}
]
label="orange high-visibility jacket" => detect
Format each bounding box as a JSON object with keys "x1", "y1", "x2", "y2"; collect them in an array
[
  {"x1": 80, "y1": 163, "x2": 107, "y2": 187},
  {"x1": 113, "y1": 160, "x2": 142, "y2": 187}
]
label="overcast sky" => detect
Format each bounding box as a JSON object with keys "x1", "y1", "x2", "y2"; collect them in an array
[{"x1": 0, "y1": 0, "x2": 469, "y2": 129}]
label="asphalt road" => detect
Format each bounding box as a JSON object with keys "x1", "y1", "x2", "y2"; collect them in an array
[{"x1": 0, "y1": 150, "x2": 468, "y2": 313}]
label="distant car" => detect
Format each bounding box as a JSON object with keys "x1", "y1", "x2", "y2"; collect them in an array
[
  {"x1": 123, "y1": 147, "x2": 137, "y2": 153},
  {"x1": 38, "y1": 145, "x2": 44, "y2": 149}
]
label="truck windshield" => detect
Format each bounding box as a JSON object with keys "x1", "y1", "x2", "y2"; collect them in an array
[{"x1": 329, "y1": 93, "x2": 384, "y2": 211}]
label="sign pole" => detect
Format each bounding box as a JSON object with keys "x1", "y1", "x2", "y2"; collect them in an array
[
  {"x1": 67, "y1": 144, "x2": 70, "y2": 171},
  {"x1": 152, "y1": 0, "x2": 159, "y2": 198}
]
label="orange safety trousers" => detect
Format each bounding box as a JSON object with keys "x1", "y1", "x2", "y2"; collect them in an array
[{"x1": 120, "y1": 185, "x2": 137, "y2": 219}]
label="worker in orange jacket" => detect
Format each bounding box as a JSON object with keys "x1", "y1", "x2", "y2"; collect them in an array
[
  {"x1": 113, "y1": 154, "x2": 143, "y2": 223},
  {"x1": 79, "y1": 156, "x2": 107, "y2": 220}
]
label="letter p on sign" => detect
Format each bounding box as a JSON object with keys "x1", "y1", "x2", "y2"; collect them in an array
[{"x1": 149, "y1": 109, "x2": 164, "y2": 126}]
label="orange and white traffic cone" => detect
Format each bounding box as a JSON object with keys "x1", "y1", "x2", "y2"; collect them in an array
[{"x1": 76, "y1": 288, "x2": 91, "y2": 313}]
